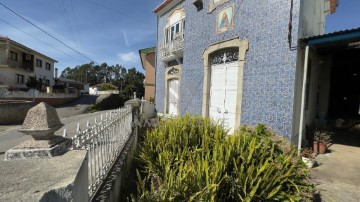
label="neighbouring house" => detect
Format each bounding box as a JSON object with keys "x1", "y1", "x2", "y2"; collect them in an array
[
  {"x1": 89, "y1": 83, "x2": 119, "y2": 95},
  {"x1": 153, "y1": 0, "x2": 338, "y2": 146},
  {"x1": 0, "y1": 36, "x2": 57, "y2": 90},
  {"x1": 139, "y1": 47, "x2": 156, "y2": 101},
  {"x1": 54, "y1": 77, "x2": 84, "y2": 93}
]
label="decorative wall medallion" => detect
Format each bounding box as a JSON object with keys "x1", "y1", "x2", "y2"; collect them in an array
[
  {"x1": 168, "y1": 67, "x2": 180, "y2": 75},
  {"x1": 216, "y1": 4, "x2": 234, "y2": 34},
  {"x1": 210, "y1": 48, "x2": 239, "y2": 65},
  {"x1": 208, "y1": 0, "x2": 230, "y2": 13}
]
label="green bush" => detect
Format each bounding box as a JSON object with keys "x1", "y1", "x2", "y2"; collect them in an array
[
  {"x1": 26, "y1": 76, "x2": 39, "y2": 88},
  {"x1": 95, "y1": 83, "x2": 118, "y2": 91},
  {"x1": 52, "y1": 84, "x2": 65, "y2": 89},
  {"x1": 134, "y1": 116, "x2": 314, "y2": 201},
  {"x1": 89, "y1": 93, "x2": 126, "y2": 112}
]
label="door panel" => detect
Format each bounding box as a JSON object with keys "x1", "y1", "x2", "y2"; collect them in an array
[
  {"x1": 168, "y1": 79, "x2": 179, "y2": 115},
  {"x1": 209, "y1": 61, "x2": 238, "y2": 132}
]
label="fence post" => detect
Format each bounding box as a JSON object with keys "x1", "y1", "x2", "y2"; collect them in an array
[{"x1": 124, "y1": 93, "x2": 141, "y2": 138}]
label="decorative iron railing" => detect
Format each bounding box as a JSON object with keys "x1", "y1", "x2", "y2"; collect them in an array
[
  {"x1": 159, "y1": 32, "x2": 184, "y2": 61},
  {"x1": 0, "y1": 57, "x2": 34, "y2": 71},
  {"x1": 63, "y1": 106, "x2": 133, "y2": 197}
]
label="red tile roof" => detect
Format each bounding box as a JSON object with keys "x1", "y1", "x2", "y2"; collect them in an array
[
  {"x1": 153, "y1": 0, "x2": 174, "y2": 14},
  {"x1": 330, "y1": 0, "x2": 338, "y2": 14}
]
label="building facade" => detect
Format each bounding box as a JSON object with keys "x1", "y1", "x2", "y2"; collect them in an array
[
  {"x1": 153, "y1": 0, "x2": 337, "y2": 142},
  {"x1": 0, "y1": 36, "x2": 57, "y2": 89},
  {"x1": 139, "y1": 47, "x2": 156, "y2": 101}
]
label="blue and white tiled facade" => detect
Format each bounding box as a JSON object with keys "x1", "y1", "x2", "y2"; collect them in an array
[{"x1": 155, "y1": 0, "x2": 301, "y2": 140}]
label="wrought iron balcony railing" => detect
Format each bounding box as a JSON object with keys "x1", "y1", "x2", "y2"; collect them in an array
[
  {"x1": 0, "y1": 58, "x2": 34, "y2": 72},
  {"x1": 160, "y1": 32, "x2": 184, "y2": 62}
]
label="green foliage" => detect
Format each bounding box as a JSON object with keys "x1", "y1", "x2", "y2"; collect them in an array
[
  {"x1": 52, "y1": 84, "x2": 65, "y2": 89},
  {"x1": 94, "y1": 83, "x2": 118, "y2": 91},
  {"x1": 26, "y1": 76, "x2": 39, "y2": 88},
  {"x1": 89, "y1": 93, "x2": 127, "y2": 112},
  {"x1": 134, "y1": 116, "x2": 314, "y2": 201},
  {"x1": 313, "y1": 130, "x2": 333, "y2": 144},
  {"x1": 60, "y1": 62, "x2": 144, "y2": 99}
]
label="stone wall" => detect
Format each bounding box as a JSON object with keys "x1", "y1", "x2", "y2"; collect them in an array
[
  {"x1": 0, "y1": 151, "x2": 88, "y2": 201},
  {"x1": 0, "y1": 100, "x2": 34, "y2": 124},
  {"x1": 155, "y1": 0, "x2": 301, "y2": 139}
]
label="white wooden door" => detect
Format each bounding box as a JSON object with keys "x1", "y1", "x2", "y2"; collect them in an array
[
  {"x1": 209, "y1": 61, "x2": 238, "y2": 131},
  {"x1": 168, "y1": 79, "x2": 179, "y2": 115}
]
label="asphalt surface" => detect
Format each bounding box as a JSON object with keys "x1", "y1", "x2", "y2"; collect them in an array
[{"x1": 0, "y1": 94, "x2": 114, "y2": 158}]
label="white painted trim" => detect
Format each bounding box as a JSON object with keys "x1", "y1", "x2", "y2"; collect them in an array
[{"x1": 298, "y1": 45, "x2": 309, "y2": 154}]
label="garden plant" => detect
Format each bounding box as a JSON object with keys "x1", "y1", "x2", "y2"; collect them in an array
[{"x1": 133, "y1": 115, "x2": 314, "y2": 201}]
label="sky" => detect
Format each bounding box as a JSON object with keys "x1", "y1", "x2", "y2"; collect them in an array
[
  {"x1": 326, "y1": 0, "x2": 360, "y2": 33},
  {"x1": 0, "y1": 0, "x2": 163, "y2": 74},
  {"x1": 0, "y1": 0, "x2": 359, "y2": 75}
]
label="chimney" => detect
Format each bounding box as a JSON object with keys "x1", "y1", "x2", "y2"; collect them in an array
[{"x1": 55, "y1": 68, "x2": 58, "y2": 79}]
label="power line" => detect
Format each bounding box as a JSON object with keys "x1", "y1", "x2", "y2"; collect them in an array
[
  {"x1": 87, "y1": 0, "x2": 154, "y2": 26},
  {"x1": 0, "y1": 2, "x2": 96, "y2": 64},
  {"x1": 0, "y1": 17, "x2": 84, "y2": 64}
]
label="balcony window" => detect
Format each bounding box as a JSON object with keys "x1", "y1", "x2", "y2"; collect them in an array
[
  {"x1": 164, "y1": 19, "x2": 185, "y2": 45},
  {"x1": 45, "y1": 62, "x2": 51, "y2": 70},
  {"x1": 36, "y1": 59, "x2": 42, "y2": 67},
  {"x1": 10, "y1": 51, "x2": 18, "y2": 61},
  {"x1": 160, "y1": 8, "x2": 185, "y2": 61}
]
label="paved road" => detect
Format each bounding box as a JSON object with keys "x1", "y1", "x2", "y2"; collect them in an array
[{"x1": 0, "y1": 95, "x2": 114, "y2": 158}]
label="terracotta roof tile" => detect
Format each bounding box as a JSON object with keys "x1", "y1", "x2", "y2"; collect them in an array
[{"x1": 330, "y1": 0, "x2": 338, "y2": 14}]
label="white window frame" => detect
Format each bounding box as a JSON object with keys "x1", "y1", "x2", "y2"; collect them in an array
[
  {"x1": 164, "y1": 18, "x2": 185, "y2": 45},
  {"x1": 36, "y1": 59, "x2": 42, "y2": 68}
]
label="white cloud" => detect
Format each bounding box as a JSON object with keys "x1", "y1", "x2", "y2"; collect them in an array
[
  {"x1": 122, "y1": 30, "x2": 130, "y2": 47},
  {"x1": 118, "y1": 52, "x2": 137, "y2": 63}
]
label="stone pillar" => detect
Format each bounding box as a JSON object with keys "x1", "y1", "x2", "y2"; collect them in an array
[
  {"x1": 125, "y1": 93, "x2": 142, "y2": 137},
  {"x1": 1, "y1": 102, "x2": 88, "y2": 201},
  {"x1": 5, "y1": 102, "x2": 70, "y2": 160}
]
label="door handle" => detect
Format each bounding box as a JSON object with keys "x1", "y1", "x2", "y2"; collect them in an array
[
  {"x1": 224, "y1": 109, "x2": 228, "y2": 114},
  {"x1": 217, "y1": 107, "x2": 221, "y2": 113}
]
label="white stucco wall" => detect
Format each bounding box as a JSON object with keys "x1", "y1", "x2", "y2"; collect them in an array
[
  {"x1": 0, "y1": 44, "x2": 7, "y2": 63},
  {"x1": 34, "y1": 55, "x2": 55, "y2": 87},
  {"x1": 89, "y1": 87, "x2": 98, "y2": 95},
  {"x1": 0, "y1": 66, "x2": 34, "y2": 87}
]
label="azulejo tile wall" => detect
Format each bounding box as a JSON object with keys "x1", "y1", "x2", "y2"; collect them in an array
[{"x1": 155, "y1": 0, "x2": 300, "y2": 140}]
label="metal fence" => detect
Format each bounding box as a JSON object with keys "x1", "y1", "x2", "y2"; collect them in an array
[{"x1": 63, "y1": 106, "x2": 133, "y2": 197}]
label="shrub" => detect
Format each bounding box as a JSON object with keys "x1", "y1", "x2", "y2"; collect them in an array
[
  {"x1": 134, "y1": 116, "x2": 314, "y2": 201},
  {"x1": 94, "y1": 83, "x2": 118, "y2": 91},
  {"x1": 26, "y1": 76, "x2": 39, "y2": 88},
  {"x1": 52, "y1": 84, "x2": 65, "y2": 89},
  {"x1": 89, "y1": 93, "x2": 126, "y2": 111}
]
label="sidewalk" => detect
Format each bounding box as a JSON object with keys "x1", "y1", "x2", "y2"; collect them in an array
[{"x1": 311, "y1": 130, "x2": 360, "y2": 202}]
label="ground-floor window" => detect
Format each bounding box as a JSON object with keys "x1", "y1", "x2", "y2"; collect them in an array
[{"x1": 16, "y1": 74, "x2": 24, "y2": 84}]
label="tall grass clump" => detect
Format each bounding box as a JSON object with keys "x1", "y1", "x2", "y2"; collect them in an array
[{"x1": 133, "y1": 115, "x2": 314, "y2": 201}]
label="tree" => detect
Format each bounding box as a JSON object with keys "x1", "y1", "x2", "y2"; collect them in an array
[{"x1": 59, "y1": 63, "x2": 144, "y2": 99}]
